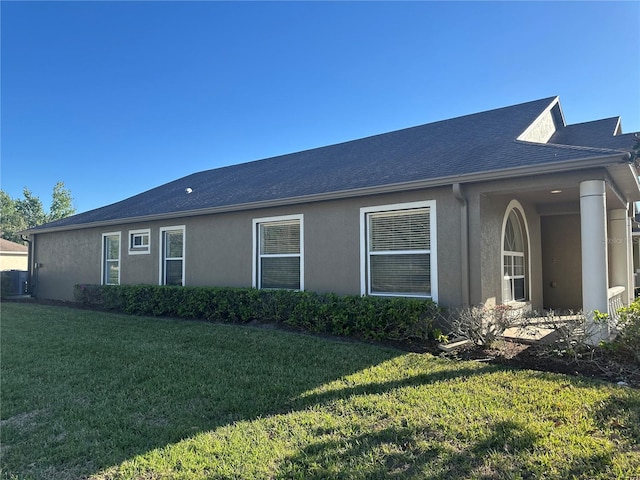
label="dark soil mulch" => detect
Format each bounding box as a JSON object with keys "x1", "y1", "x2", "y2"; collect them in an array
[{"x1": 447, "y1": 340, "x2": 640, "y2": 388}]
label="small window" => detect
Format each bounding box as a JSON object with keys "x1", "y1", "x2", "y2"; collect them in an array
[
  {"x1": 361, "y1": 201, "x2": 437, "y2": 300},
  {"x1": 253, "y1": 215, "x2": 303, "y2": 290},
  {"x1": 129, "y1": 229, "x2": 150, "y2": 254},
  {"x1": 102, "y1": 232, "x2": 121, "y2": 285},
  {"x1": 159, "y1": 226, "x2": 185, "y2": 286}
]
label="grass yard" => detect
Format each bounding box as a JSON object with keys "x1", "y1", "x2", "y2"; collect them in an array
[{"x1": 1, "y1": 302, "x2": 639, "y2": 479}]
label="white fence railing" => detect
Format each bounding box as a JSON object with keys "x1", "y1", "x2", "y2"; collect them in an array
[{"x1": 607, "y1": 285, "x2": 625, "y2": 329}]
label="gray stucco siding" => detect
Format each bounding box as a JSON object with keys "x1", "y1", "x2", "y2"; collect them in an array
[
  {"x1": 33, "y1": 227, "x2": 103, "y2": 301},
  {"x1": 30, "y1": 187, "x2": 462, "y2": 305}
]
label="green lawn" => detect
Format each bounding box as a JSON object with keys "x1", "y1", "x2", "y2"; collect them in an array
[{"x1": 1, "y1": 302, "x2": 639, "y2": 479}]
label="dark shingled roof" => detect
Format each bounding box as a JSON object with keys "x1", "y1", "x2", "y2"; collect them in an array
[
  {"x1": 31, "y1": 96, "x2": 638, "y2": 231},
  {"x1": 549, "y1": 117, "x2": 637, "y2": 150}
]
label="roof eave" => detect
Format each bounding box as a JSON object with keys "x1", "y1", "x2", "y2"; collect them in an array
[{"x1": 23, "y1": 151, "x2": 634, "y2": 236}]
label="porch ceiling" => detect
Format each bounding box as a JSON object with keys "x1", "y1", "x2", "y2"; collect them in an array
[
  {"x1": 480, "y1": 162, "x2": 640, "y2": 215},
  {"x1": 492, "y1": 183, "x2": 628, "y2": 216}
]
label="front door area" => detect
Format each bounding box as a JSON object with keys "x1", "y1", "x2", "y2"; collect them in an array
[{"x1": 541, "y1": 214, "x2": 582, "y2": 311}]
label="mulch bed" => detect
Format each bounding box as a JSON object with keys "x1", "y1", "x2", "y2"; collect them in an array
[{"x1": 448, "y1": 340, "x2": 640, "y2": 388}]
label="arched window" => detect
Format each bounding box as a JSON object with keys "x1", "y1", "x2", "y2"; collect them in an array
[{"x1": 502, "y1": 206, "x2": 528, "y2": 302}]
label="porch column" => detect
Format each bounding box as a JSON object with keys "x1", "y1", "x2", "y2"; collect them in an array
[
  {"x1": 608, "y1": 209, "x2": 633, "y2": 305},
  {"x1": 580, "y1": 180, "x2": 609, "y2": 343}
]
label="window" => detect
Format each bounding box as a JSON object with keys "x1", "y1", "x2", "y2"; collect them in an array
[
  {"x1": 159, "y1": 226, "x2": 185, "y2": 286},
  {"x1": 360, "y1": 201, "x2": 437, "y2": 300},
  {"x1": 102, "y1": 232, "x2": 121, "y2": 285},
  {"x1": 129, "y1": 229, "x2": 150, "y2": 254},
  {"x1": 502, "y1": 204, "x2": 529, "y2": 303},
  {"x1": 253, "y1": 215, "x2": 303, "y2": 290}
]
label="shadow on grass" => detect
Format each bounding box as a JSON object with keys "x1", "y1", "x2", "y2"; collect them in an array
[
  {"x1": 276, "y1": 419, "x2": 541, "y2": 479},
  {"x1": 276, "y1": 417, "x2": 626, "y2": 479},
  {"x1": 291, "y1": 364, "x2": 505, "y2": 410}
]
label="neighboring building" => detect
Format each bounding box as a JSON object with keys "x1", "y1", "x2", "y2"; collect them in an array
[
  {"x1": 0, "y1": 238, "x2": 28, "y2": 271},
  {"x1": 23, "y1": 96, "x2": 640, "y2": 339}
]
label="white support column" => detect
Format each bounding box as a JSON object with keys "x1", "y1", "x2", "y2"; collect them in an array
[
  {"x1": 608, "y1": 209, "x2": 632, "y2": 305},
  {"x1": 580, "y1": 180, "x2": 610, "y2": 343}
]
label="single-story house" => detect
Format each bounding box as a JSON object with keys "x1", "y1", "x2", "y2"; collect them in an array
[
  {"x1": 0, "y1": 238, "x2": 28, "y2": 271},
  {"x1": 23, "y1": 96, "x2": 640, "y2": 339}
]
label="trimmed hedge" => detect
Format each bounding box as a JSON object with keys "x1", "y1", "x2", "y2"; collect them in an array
[{"x1": 73, "y1": 284, "x2": 442, "y2": 344}]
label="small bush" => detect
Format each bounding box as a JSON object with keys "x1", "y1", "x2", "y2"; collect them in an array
[
  {"x1": 73, "y1": 284, "x2": 104, "y2": 306},
  {"x1": 609, "y1": 300, "x2": 640, "y2": 364},
  {"x1": 73, "y1": 284, "x2": 442, "y2": 345},
  {"x1": 441, "y1": 304, "x2": 512, "y2": 346}
]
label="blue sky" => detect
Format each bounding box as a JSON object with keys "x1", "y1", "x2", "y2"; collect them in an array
[{"x1": 2, "y1": 1, "x2": 639, "y2": 215}]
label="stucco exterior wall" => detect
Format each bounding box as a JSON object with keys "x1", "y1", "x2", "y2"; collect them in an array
[
  {"x1": 31, "y1": 187, "x2": 463, "y2": 305},
  {"x1": 33, "y1": 228, "x2": 103, "y2": 300}
]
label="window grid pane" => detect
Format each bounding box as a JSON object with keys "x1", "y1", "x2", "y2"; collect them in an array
[
  {"x1": 260, "y1": 222, "x2": 300, "y2": 255},
  {"x1": 106, "y1": 236, "x2": 119, "y2": 260},
  {"x1": 166, "y1": 231, "x2": 184, "y2": 258},
  {"x1": 503, "y1": 255, "x2": 512, "y2": 276},
  {"x1": 370, "y1": 253, "x2": 430, "y2": 295},
  {"x1": 106, "y1": 261, "x2": 119, "y2": 285},
  {"x1": 370, "y1": 209, "x2": 430, "y2": 251},
  {"x1": 261, "y1": 257, "x2": 300, "y2": 289},
  {"x1": 132, "y1": 235, "x2": 149, "y2": 247},
  {"x1": 165, "y1": 259, "x2": 183, "y2": 286},
  {"x1": 504, "y1": 211, "x2": 524, "y2": 252},
  {"x1": 514, "y1": 278, "x2": 525, "y2": 301}
]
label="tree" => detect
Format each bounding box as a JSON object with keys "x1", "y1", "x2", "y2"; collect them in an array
[
  {"x1": 15, "y1": 188, "x2": 46, "y2": 230},
  {"x1": 0, "y1": 182, "x2": 76, "y2": 244},
  {"x1": 48, "y1": 182, "x2": 75, "y2": 222},
  {"x1": 0, "y1": 191, "x2": 25, "y2": 243}
]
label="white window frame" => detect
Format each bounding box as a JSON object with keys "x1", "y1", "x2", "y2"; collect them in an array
[
  {"x1": 500, "y1": 200, "x2": 531, "y2": 304},
  {"x1": 128, "y1": 228, "x2": 150, "y2": 255},
  {"x1": 101, "y1": 231, "x2": 121, "y2": 285},
  {"x1": 252, "y1": 214, "x2": 304, "y2": 290},
  {"x1": 360, "y1": 200, "x2": 437, "y2": 301},
  {"x1": 159, "y1": 226, "x2": 186, "y2": 286}
]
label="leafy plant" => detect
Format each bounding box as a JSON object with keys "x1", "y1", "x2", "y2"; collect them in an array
[
  {"x1": 73, "y1": 284, "x2": 442, "y2": 345},
  {"x1": 608, "y1": 299, "x2": 640, "y2": 364}
]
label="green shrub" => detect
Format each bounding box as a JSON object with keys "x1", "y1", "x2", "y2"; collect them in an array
[
  {"x1": 611, "y1": 299, "x2": 640, "y2": 364},
  {"x1": 73, "y1": 284, "x2": 104, "y2": 305},
  {"x1": 73, "y1": 284, "x2": 441, "y2": 345}
]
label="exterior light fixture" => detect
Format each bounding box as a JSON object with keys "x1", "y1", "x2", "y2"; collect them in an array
[{"x1": 550, "y1": 190, "x2": 562, "y2": 194}]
